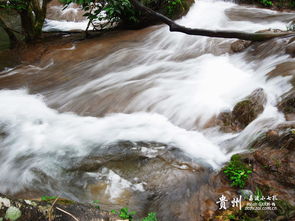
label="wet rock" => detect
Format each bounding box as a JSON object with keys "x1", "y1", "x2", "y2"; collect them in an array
[
  {"x1": 215, "y1": 111, "x2": 238, "y2": 133},
  {"x1": 243, "y1": 124, "x2": 295, "y2": 188},
  {"x1": 0, "y1": 125, "x2": 7, "y2": 142},
  {"x1": 231, "y1": 40, "x2": 252, "y2": 53},
  {"x1": 256, "y1": 28, "x2": 285, "y2": 33},
  {"x1": 0, "y1": 193, "x2": 121, "y2": 221},
  {"x1": 204, "y1": 124, "x2": 295, "y2": 220},
  {"x1": 286, "y1": 41, "x2": 295, "y2": 57},
  {"x1": 278, "y1": 90, "x2": 295, "y2": 118},
  {"x1": 53, "y1": 141, "x2": 212, "y2": 220},
  {"x1": 216, "y1": 88, "x2": 267, "y2": 132},
  {"x1": 184, "y1": 121, "x2": 295, "y2": 221},
  {"x1": 267, "y1": 61, "x2": 295, "y2": 88},
  {"x1": 232, "y1": 88, "x2": 266, "y2": 129}
]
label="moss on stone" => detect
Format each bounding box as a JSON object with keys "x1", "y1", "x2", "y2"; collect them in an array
[
  {"x1": 5, "y1": 207, "x2": 21, "y2": 221},
  {"x1": 232, "y1": 98, "x2": 264, "y2": 129}
]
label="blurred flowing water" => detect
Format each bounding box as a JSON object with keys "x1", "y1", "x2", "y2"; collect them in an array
[{"x1": 0, "y1": 0, "x2": 294, "y2": 219}]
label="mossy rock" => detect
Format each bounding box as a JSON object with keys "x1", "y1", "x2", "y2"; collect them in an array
[
  {"x1": 278, "y1": 90, "x2": 295, "y2": 115},
  {"x1": 5, "y1": 207, "x2": 22, "y2": 221},
  {"x1": 217, "y1": 88, "x2": 266, "y2": 132},
  {"x1": 232, "y1": 88, "x2": 266, "y2": 129}
]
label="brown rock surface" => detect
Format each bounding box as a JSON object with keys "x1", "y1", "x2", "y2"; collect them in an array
[{"x1": 214, "y1": 88, "x2": 267, "y2": 132}]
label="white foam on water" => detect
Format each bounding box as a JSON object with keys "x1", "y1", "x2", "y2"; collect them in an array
[
  {"x1": 43, "y1": 0, "x2": 291, "y2": 32},
  {"x1": 43, "y1": 19, "x2": 92, "y2": 32},
  {"x1": 179, "y1": 0, "x2": 290, "y2": 31},
  {"x1": 0, "y1": 89, "x2": 228, "y2": 193},
  {"x1": 53, "y1": 50, "x2": 292, "y2": 129},
  {"x1": 43, "y1": 0, "x2": 293, "y2": 129},
  {"x1": 43, "y1": 2, "x2": 108, "y2": 32}
]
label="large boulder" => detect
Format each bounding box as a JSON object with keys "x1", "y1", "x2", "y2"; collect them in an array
[
  {"x1": 232, "y1": 88, "x2": 266, "y2": 128},
  {"x1": 13, "y1": 141, "x2": 212, "y2": 220},
  {"x1": 67, "y1": 141, "x2": 212, "y2": 220},
  {"x1": 216, "y1": 88, "x2": 267, "y2": 132}
]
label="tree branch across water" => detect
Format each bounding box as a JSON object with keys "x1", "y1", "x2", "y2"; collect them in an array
[{"x1": 130, "y1": 0, "x2": 294, "y2": 41}]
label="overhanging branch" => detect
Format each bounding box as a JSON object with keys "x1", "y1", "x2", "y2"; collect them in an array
[{"x1": 130, "y1": 0, "x2": 294, "y2": 41}]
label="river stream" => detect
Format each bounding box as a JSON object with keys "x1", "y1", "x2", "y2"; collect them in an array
[{"x1": 0, "y1": 0, "x2": 294, "y2": 220}]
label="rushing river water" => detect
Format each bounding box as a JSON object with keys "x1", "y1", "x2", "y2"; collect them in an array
[{"x1": 0, "y1": 0, "x2": 295, "y2": 219}]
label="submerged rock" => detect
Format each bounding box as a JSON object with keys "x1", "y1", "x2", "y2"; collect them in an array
[
  {"x1": 18, "y1": 141, "x2": 212, "y2": 220},
  {"x1": 76, "y1": 141, "x2": 212, "y2": 220}
]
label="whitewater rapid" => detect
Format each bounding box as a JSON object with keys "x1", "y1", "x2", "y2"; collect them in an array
[{"x1": 0, "y1": 0, "x2": 294, "y2": 198}]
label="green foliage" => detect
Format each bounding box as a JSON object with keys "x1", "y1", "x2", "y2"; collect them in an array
[
  {"x1": 0, "y1": 0, "x2": 28, "y2": 10},
  {"x1": 290, "y1": 0, "x2": 295, "y2": 8},
  {"x1": 253, "y1": 187, "x2": 265, "y2": 202},
  {"x1": 41, "y1": 196, "x2": 58, "y2": 201},
  {"x1": 258, "y1": 0, "x2": 273, "y2": 6},
  {"x1": 111, "y1": 207, "x2": 136, "y2": 220},
  {"x1": 166, "y1": 0, "x2": 183, "y2": 17},
  {"x1": 227, "y1": 214, "x2": 236, "y2": 220},
  {"x1": 60, "y1": 0, "x2": 137, "y2": 30},
  {"x1": 223, "y1": 154, "x2": 252, "y2": 188},
  {"x1": 0, "y1": 0, "x2": 48, "y2": 42},
  {"x1": 142, "y1": 212, "x2": 157, "y2": 221},
  {"x1": 105, "y1": 0, "x2": 138, "y2": 23},
  {"x1": 60, "y1": 0, "x2": 189, "y2": 30},
  {"x1": 92, "y1": 199, "x2": 100, "y2": 209}
]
